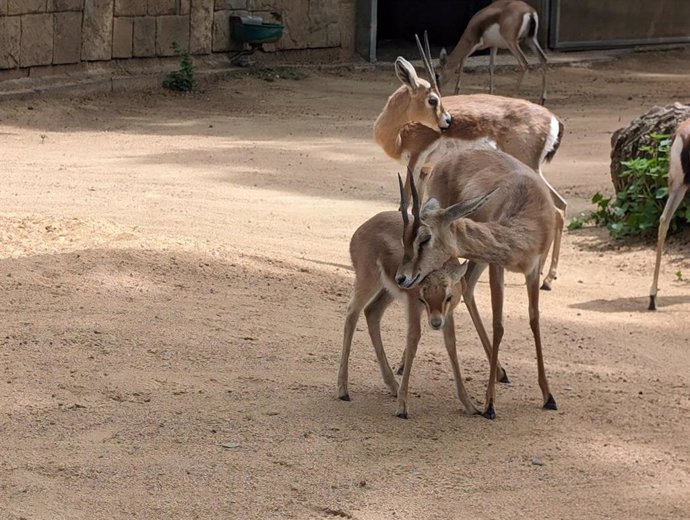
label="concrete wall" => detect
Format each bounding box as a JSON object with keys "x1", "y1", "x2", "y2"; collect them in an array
[{"x1": 0, "y1": 0, "x2": 356, "y2": 82}]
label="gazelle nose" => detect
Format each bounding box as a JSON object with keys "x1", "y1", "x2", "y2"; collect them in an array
[
  {"x1": 395, "y1": 275, "x2": 406, "y2": 285},
  {"x1": 430, "y1": 317, "x2": 443, "y2": 329},
  {"x1": 444, "y1": 113, "x2": 452, "y2": 126}
]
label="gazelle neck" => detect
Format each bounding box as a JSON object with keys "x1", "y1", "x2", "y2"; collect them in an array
[
  {"x1": 445, "y1": 36, "x2": 477, "y2": 73},
  {"x1": 374, "y1": 87, "x2": 412, "y2": 160},
  {"x1": 449, "y1": 219, "x2": 513, "y2": 267}
]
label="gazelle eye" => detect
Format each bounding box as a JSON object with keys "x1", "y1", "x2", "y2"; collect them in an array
[
  {"x1": 428, "y1": 97, "x2": 438, "y2": 107},
  {"x1": 419, "y1": 235, "x2": 431, "y2": 246},
  {"x1": 418, "y1": 297, "x2": 425, "y2": 304}
]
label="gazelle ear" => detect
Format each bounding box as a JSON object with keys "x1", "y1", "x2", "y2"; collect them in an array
[
  {"x1": 439, "y1": 48, "x2": 448, "y2": 67},
  {"x1": 395, "y1": 57, "x2": 420, "y2": 92},
  {"x1": 421, "y1": 197, "x2": 440, "y2": 218},
  {"x1": 445, "y1": 259, "x2": 468, "y2": 284},
  {"x1": 442, "y1": 187, "x2": 499, "y2": 223}
]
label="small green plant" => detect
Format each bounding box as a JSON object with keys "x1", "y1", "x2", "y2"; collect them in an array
[
  {"x1": 163, "y1": 42, "x2": 195, "y2": 92},
  {"x1": 40, "y1": 133, "x2": 47, "y2": 144},
  {"x1": 676, "y1": 270, "x2": 684, "y2": 282},
  {"x1": 570, "y1": 133, "x2": 690, "y2": 238}
]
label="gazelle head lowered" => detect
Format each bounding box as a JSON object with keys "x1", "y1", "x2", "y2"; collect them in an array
[
  {"x1": 417, "y1": 259, "x2": 468, "y2": 330},
  {"x1": 395, "y1": 172, "x2": 496, "y2": 289}
]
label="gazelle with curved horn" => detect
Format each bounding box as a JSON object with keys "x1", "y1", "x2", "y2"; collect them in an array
[
  {"x1": 374, "y1": 38, "x2": 566, "y2": 290},
  {"x1": 395, "y1": 150, "x2": 558, "y2": 420},
  {"x1": 437, "y1": 0, "x2": 548, "y2": 104},
  {"x1": 337, "y1": 175, "x2": 478, "y2": 418},
  {"x1": 649, "y1": 118, "x2": 690, "y2": 310}
]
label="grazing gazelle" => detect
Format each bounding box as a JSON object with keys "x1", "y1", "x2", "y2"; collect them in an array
[
  {"x1": 395, "y1": 149, "x2": 557, "y2": 419},
  {"x1": 338, "y1": 178, "x2": 486, "y2": 418},
  {"x1": 649, "y1": 118, "x2": 690, "y2": 310},
  {"x1": 374, "y1": 48, "x2": 565, "y2": 290},
  {"x1": 437, "y1": 0, "x2": 548, "y2": 104}
]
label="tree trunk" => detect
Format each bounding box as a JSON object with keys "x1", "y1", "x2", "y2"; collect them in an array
[{"x1": 610, "y1": 102, "x2": 690, "y2": 192}]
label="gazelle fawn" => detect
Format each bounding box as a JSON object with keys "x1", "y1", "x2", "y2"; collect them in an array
[
  {"x1": 337, "y1": 196, "x2": 479, "y2": 418},
  {"x1": 374, "y1": 51, "x2": 565, "y2": 290},
  {"x1": 649, "y1": 118, "x2": 690, "y2": 310},
  {"x1": 395, "y1": 149, "x2": 557, "y2": 419},
  {"x1": 437, "y1": 0, "x2": 548, "y2": 104}
]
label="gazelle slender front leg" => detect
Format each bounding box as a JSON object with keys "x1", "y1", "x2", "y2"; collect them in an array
[
  {"x1": 649, "y1": 183, "x2": 688, "y2": 310},
  {"x1": 463, "y1": 261, "x2": 509, "y2": 382},
  {"x1": 489, "y1": 47, "x2": 497, "y2": 94},
  {"x1": 526, "y1": 265, "x2": 557, "y2": 409},
  {"x1": 363, "y1": 289, "x2": 399, "y2": 396},
  {"x1": 442, "y1": 313, "x2": 480, "y2": 415},
  {"x1": 338, "y1": 285, "x2": 379, "y2": 400},
  {"x1": 482, "y1": 264, "x2": 505, "y2": 420},
  {"x1": 396, "y1": 297, "x2": 422, "y2": 418}
]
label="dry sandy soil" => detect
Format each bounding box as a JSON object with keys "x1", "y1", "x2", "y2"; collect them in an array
[{"x1": 1, "y1": 49, "x2": 690, "y2": 520}]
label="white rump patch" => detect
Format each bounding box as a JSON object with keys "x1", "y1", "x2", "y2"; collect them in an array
[
  {"x1": 539, "y1": 116, "x2": 560, "y2": 164},
  {"x1": 518, "y1": 13, "x2": 532, "y2": 39}
]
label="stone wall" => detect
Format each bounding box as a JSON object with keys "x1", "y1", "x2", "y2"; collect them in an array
[{"x1": 0, "y1": 0, "x2": 356, "y2": 81}]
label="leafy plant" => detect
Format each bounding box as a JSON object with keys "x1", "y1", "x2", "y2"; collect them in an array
[
  {"x1": 676, "y1": 270, "x2": 684, "y2": 282},
  {"x1": 163, "y1": 42, "x2": 196, "y2": 92},
  {"x1": 570, "y1": 133, "x2": 690, "y2": 238}
]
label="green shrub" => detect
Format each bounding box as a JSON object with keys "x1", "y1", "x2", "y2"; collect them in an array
[
  {"x1": 163, "y1": 42, "x2": 196, "y2": 92},
  {"x1": 568, "y1": 133, "x2": 690, "y2": 238}
]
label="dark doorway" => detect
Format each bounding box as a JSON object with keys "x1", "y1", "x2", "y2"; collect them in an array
[{"x1": 375, "y1": 0, "x2": 491, "y2": 62}]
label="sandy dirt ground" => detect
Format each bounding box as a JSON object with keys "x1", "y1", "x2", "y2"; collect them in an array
[{"x1": 1, "y1": 49, "x2": 690, "y2": 520}]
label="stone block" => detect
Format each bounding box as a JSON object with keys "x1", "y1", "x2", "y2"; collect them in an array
[
  {"x1": 0, "y1": 16, "x2": 21, "y2": 68},
  {"x1": 148, "y1": 0, "x2": 175, "y2": 15},
  {"x1": 50, "y1": 0, "x2": 84, "y2": 10},
  {"x1": 308, "y1": 0, "x2": 337, "y2": 28},
  {"x1": 212, "y1": 9, "x2": 231, "y2": 51},
  {"x1": 0, "y1": 0, "x2": 7, "y2": 15},
  {"x1": 133, "y1": 16, "x2": 156, "y2": 57},
  {"x1": 114, "y1": 0, "x2": 146, "y2": 15},
  {"x1": 82, "y1": 0, "x2": 114, "y2": 61},
  {"x1": 190, "y1": 0, "x2": 213, "y2": 54},
  {"x1": 20, "y1": 14, "x2": 53, "y2": 67},
  {"x1": 54, "y1": 11, "x2": 83, "y2": 64},
  {"x1": 8, "y1": 0, "x2": 45, "y2": 15},
  {"x1": 112, "y1": 17, "x2": 134, "y2": 58},
  {"x1": 156, "y1": 15, "x2": 189, "y2": 56},
  {"x1": 179, "y1": 0, "x2": 190, "y2": 14},
  {"x1": 215, "y1": 0, "x2": 245, "y2": 9}
]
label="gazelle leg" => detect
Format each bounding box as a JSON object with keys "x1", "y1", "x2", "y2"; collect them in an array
[
  {"x1": 541, "y1": 208, "x2": 565, "y2": 291},
  {"x1": 482, "y1": 265, "x2": 505, "y2": 420},
  {"x1": 505, "y1": 41, "x2": 529, "y2": 98},
  {"x1": 463, "y1": 261, "x2": 509, "y2": 382},
  {"x1": 453, "y1": 57, "x2": 468, "y2": 95},
  {"x1": 526, "y1": 265, "x2": 557, "y2": 410},
  {"x1": 442, "y1": 313, "x2": 480, "y2": 415},
  {"x1": 525, "y1": 37, "x2": 548, "y2": 105},
  {"x1": 396, "y1": 297, "x2": 422, "y2": 419},
  {"x1": 337, "y1": 284, "x2": 381, "y2": 400},
  {"x1": 649, "y1": 183, "x2": 688, "y2": 310},
  {"x1": 539, "y1": 170, "x2": 568, "y2": 291},
  {"x1": 364, "y1": 289, "x2": 398, "y2": 396},
  {"x1": 489, "y1": 47, "x2": 497, "y2": 94}
]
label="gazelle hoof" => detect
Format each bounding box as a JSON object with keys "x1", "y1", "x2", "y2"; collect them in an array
[
  {"x1": 482, "y1": 404, "x2": 496, "y2": 420},
  {"x1": 396, "y1": 366, "x2": 404, "y2": 376},
  {"x1": 540, "y1": 280, "x2": 552, "y2": 291},
  {"x1": 648, "y1": 296, "x2": 657, "y2": 311},
  {"x1": 543, "y1": 394, "x2": 558, "y2": 410},
  {"x1": 396, "y1": 411, "x2": 408, "y2": 420},
  {"x1": 499, "y1": 370, "x2": 510, "y2": 384},
  {"x1": 338, "y1": 393, "x2": 350, "y2": 402}
]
